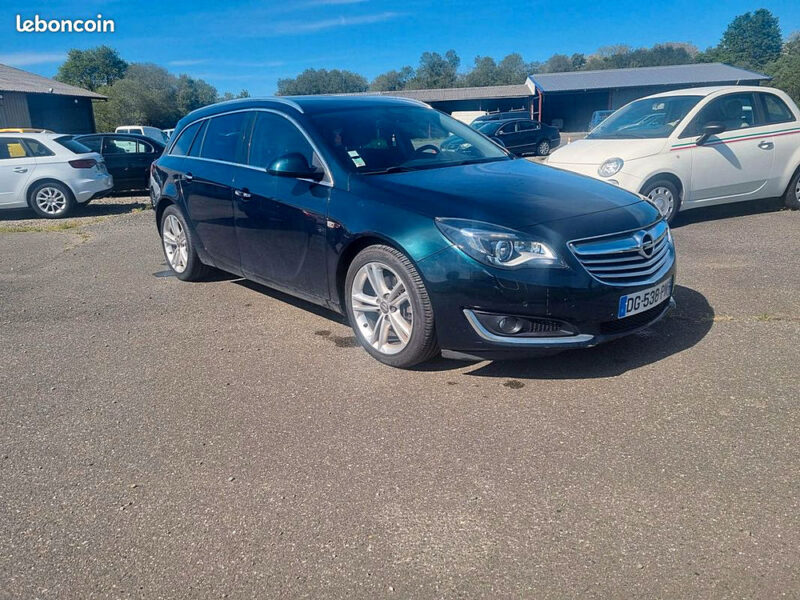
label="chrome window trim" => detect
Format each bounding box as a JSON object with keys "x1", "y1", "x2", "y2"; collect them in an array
[
  {"x1": 463, "y1": 310, "x2": 594, "y2": 346},
  {"x1": 169, "y1": 107, "x2": 334, "y2": 187}
]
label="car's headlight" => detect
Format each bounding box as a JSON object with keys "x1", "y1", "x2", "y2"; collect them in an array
[
  {"x1": 435, "y1": 218, "x2": 559, "y2": 268},
  {"x1": 598, "y1": 157, "x2": 624, "y2": 177}
]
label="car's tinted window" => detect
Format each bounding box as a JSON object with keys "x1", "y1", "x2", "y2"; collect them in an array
[
  {"x1": 760, "y1": 93, "x2": 795, "y2": 124},
  {"x1": 54, "y1": 136, "x2": 93, "y2": 154},
  {"x1": 104, "y1": 137, "x2": 141, "y2": 154},
  {"x1": 498, "y1": 122, "x2": 516, "y2": 135},
  {"x1": 0, "y1": 138, "x2": 29, "y2": 159},
  {"x1": 78, "y1": 136, "x2": 102, "y2": 152},
  {"x1": 248, "y1": 112, "x2": 318, "y2": 171},
  {"x1": 170, "y1": 121, "x2": 201, "y2": 156},
  {"x1": 517, "y1": 121, "x2": 536, "y2": 131},
  {"x1": 22, "y1": 138, "x2": 54, "y2": 157},
  {"x1": 188, "y1": 120, "x2": 208, "y2": 157},
  {"x1": 682, "y1": 93, "x2": 760, "y2": 137},
  {"x1": 201, "y1": 112, "x2": 248, "y2": 163}
]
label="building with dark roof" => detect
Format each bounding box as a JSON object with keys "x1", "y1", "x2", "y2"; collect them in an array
[
  {"x1": 0, "y1": 63, "x2": 106, "y2": 133},
  {"x1": 354, "y1": 63, "x2": 771, "y2": 132}
]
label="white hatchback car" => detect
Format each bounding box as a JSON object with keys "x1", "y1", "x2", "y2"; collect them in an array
[
  {"x1": 547, "y1": 86, "x2": 800, "y2": 222},
  {"x1": 0, "y1": 133, "x2": 113, "y2": 218}
]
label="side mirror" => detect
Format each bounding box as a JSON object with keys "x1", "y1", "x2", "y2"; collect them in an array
[
  {"x1": 267, "y1": 152, "x2": 324, "y2": 181},
  {"x1": 697, "y1": 122, "x2": 725, "y2": 146}
]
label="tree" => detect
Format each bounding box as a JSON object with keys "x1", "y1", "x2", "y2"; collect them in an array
[
  {"x1": 93, "y1": 64, "x2": 218, "y2": 130},
  {"x1": 767, "y1": 33, "x2": 800, "y2": 104},
  {"x1": 406, "y1": 50, "x2": 460, "y2": 89},
  {"x1": 570, "y1": 53, "x2": 587, "y2": 70},
  {"x1": 462, "y1": 56, "x2": 499, "y2": 87},
  {"x1": 369, "y1": 66, "x2": 414, "y2": 91},
  {"x1": 276, "y1": 68, "x2": 368, "y2": 95},
  {"x1": 496, "y1": 53, "x2": 536, "y2": 84},
  {"x1": 218, "y1": 90, "x2": 251, "y2": 102},
  {"x1": 542, "y1": 54, "x2": 573, "y2": 73},
  {"x1": 699, "y1": 9, "x2": 782, "y2": 70},
  {"x1": 55, "y1": 46, "x2": 127, "y2": 91}
]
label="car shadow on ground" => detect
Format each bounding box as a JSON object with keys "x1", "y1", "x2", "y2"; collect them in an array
[
  {"x1": 416, "y1": 285, "x2": 714, "y2": 379},
  {"x1": 0, "y1": 193, "x2": 149, "y2": 222},
  {"x1": 671, "y1": 197, "x2": 787, "y2": 227}
]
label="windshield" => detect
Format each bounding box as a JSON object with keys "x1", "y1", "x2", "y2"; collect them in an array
[
  {"x1": 588, "y1": 95, "x2": 702, "y2": 139},
  {"x1": 308, "y1": 105, "x2": 509, "y2": 174}
]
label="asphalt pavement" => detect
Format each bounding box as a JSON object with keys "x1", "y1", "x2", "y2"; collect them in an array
[{"x1": 1, "y1": 196, "x2": 798, "y2": 598}]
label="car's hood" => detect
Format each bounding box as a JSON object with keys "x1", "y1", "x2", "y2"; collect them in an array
[
  {"x1": 357, "y1": 158, "x2": 647, "y2": 229},
  {"x1": 547, "y1": 138, "x2": 668, "y2": 165}
]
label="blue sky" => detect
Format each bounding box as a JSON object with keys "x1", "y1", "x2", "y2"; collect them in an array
[{"x1": 1, "y1": 0, "x2": 798, "y2": 95}]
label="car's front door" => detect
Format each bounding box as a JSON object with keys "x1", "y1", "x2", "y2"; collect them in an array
[
  {"x1": 232, "y1": 110, "x2": 331, "y2": 298},
  {"x1": 495, "y1": 122, "x2": 520, "y2": 152},
  {"x1": 678, "y1": 92, "x2": 774, "y2": 205},
  {"x1": 0, "y1": 137, "x2": 36, "y2": 206},
  {"x1": 183, "y1": 112, "x2": 248, "y2": 272},
  {"x1": 516, "y1": 120, "x2": 540, "y2": 153}
]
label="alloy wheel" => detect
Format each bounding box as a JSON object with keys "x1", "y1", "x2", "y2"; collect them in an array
[
  {"x1": 647, "y1": 186, "x2": 675, "y2": 219},
  {"x1": 538, "y1": 141, "x2": 550, "y2": 156},
  {"x1": 350, "y1": 262, "x2": 413, "y2": 355},
  {"x1": 162, "y1": 214, "x2": 189, "y2": 273},
  {"x1": 795, "y1": 179, "x2": 800, "y2": 202},
  {"x1": 35, "y1": 186, "x2": 67, "y2": 216}
]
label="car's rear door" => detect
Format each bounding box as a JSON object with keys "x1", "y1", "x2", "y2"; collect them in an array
[
  {"x1": 0, "y1": 137, "x2": 36, "y2": 206},
  {"x1": 756, "y1": 91, "x2": 800, "y2": 196},
  {"x1": 102, "y1": 136, "x2": 143, "y2": 189},
  {"x1": 232, "y1": 110, "x2": 331, "y2": 298}
]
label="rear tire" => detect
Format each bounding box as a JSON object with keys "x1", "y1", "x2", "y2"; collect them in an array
[
  {"x1": 160, "y1": 205, "x2": 209, "y2": 281},
  {"x1": 784, "y1": 168, "x2": 800, "y2": 210},
  {"x1": 536, "y1": 140, "x2": 551, "y2": 156},
  {"x1": 28, "y1": 181, "x2": 75, "y2": 219},
  {"x1": 345, "y1": 245, "x2": 439, "y2": 368},
  {"x1": 641, "y1": 179, "x2": 681, "y2": 224}
]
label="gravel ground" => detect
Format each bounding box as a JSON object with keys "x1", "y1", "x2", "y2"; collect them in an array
[{"x1": 0, "y1": 194, "x2": 798, "y2": 598}]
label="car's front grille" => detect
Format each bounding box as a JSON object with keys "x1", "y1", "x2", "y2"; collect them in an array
[{"x1": 569, "y1": 220, "x2": 673, "y2": 286}]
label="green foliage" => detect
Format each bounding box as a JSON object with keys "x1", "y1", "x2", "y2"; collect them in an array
[
  {"x1": 406, "y1": 50, "x2": 460, "y2": 89},
  {"x1": 276, "y1": 68, "x2": 368, "y2": 95},
  {"x1": 582, "y1": 43, "x2": 697, "y2": 71},
  {"x1": 369, "y1": 66, "x2": 414, "y2": 91},
  {"x1": 218, "y1": 90, "x2": 252, "y2": 102},
  {"x1": 93, "y1": 64, "x2": 219, "y2": 131},
  {"x1": 54, "y1": 46, "x2": 127, "y2": 91},
  {"x1": 767, "y1": 33, "x2": 800, "y2": 104},
  {"x1": 701, "y1": 8, "x2": 782, "y2": 70}
]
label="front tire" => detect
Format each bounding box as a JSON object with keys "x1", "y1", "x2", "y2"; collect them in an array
[
  {"x1": 160, "y1": 205, "x2": 209, "y2": 281},
  {"x1": 642, "y1": 179, "x2": 681, "y2": 223},
  {"x1": 29, "y1": 181, "x2": 75, "y2": 219},
  {"x1": 784, "y1": 168, "x2": 800, "y2": 210},
  {"x1": 345, "y1": 245, "x2": 438, "y2": 368}
]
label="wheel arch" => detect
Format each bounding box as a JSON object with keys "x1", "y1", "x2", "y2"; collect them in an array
[
  {"x1": 25, "y1": 177, "x2": 75, "y2": 207},
  {"x1": 154, "y1": 197, "x2": 175, "y2": 233},
  {"x1": 639, "y1": 172, "x2": 684, "y2": 199}
]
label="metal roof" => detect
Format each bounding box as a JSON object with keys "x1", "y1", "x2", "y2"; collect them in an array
[
  {"x1": 528, "y1": 63, "x2": 770, "y2": 93},
  {"x1": 0, "y1": 63, "x2": 106, "y2": 99},
  {"x1": 343, "y1": 84, "x2": 530, "y2": 102}
]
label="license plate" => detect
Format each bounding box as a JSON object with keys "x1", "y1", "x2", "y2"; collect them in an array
[{"x1": 617, "y1": 278, "x2": 672, "y2": 319}]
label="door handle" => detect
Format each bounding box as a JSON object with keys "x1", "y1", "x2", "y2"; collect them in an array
[
  {"x1": 234, "y1": 188, "x2": 252, "y2": 199},
  {"x1": 184, "y1": 172, "x2": 193, "y2": 181},
  {"x1": 13, "y1": 167, "x2": 28, "y2": 173},
  {"x1": 758, "y1": 140, "x2": 774, "y2": 150}
]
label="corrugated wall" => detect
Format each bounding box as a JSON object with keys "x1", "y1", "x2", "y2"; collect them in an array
[{"x1": 0, "y1": 92, "x2": 32, "y2": 128}]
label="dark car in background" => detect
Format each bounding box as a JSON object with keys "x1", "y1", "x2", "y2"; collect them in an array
[
  {"x1": 73, "y1": 133, "x2": 164, "y2": 192},
  {"x1": 471, "y1": 110, "x2": 531, "y2": 124},
  {"x1": 150, "y1": 96, "x2": 675, "y2": 368},
  {"x1": 473, "y1": 118, "x2": 561, "y2": 156}
]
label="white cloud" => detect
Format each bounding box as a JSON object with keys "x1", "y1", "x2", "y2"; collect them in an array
[
  {"x1": 0, "y1": 52, "x2": 66, "y2": 67},
  {"x1": 267, "y1": 11, "x2": 403, "y2": 35}
]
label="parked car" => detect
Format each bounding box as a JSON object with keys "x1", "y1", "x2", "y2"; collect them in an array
[
  {"x1": 547, "y1": 86, "x2": 800, "y2": 222},
  {"x1": 588, "y1": 110, "x2": 615, "y2": 131},
  {"x1": 151, "y1": 97, "x2": 675, "y2": 368},
  {"x1": 0, "y1": 133, "x2": 112, "y2": 218},
  {"x1": 0, "y1": 128, "x2": 54, "y2": 133},
  {"x1": 162, "y1": 128, "x2": 175, "y2": 140},
  {"x1": 72, "y1": 133, "x2": 164, "y2": 192},
  {"x1": 472, "y1": 118, "x2": 561, "y2": 156},
  {"x1": 115, "y1": 125, "x2": 169, "y2": 144},
  {"x1": 471, "y1": 110, "x2": 531, "y2": 124}
]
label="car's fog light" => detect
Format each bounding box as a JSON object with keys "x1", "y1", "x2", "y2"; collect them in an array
[{"x1": 473, "y1": 311, "x2": 577, "y2": 338}]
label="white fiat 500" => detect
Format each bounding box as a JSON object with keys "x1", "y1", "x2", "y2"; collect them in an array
[
  {"x1": 547, "y1": 86, "x2": 800, "y2": 222},
  {"x1": 0, "y1": 133, "x2": 113, "y2": 218}
]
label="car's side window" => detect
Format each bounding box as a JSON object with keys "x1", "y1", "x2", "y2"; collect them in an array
[
  {"x1": 103, "y1": 137, "x2": 139, "y2": 154},
  {"x1": 79, "y1": 136, "x2": 102, "y2": 152},
  {"x1": 681, "y1": 93, "x2": 760, "y2": 138},
  {"x1": 248, "y1": 112, "x2": 324, "y2": 176},
  {"x1": 760, "y1": 93, "x2": 795, "y2": 124},
  {"x1": 139, "y1": 140, "x2": 155, "y2": 154},
  {"x1": 0, "y1": 138, "x2": 29, "y2": 159},
  {"x1": 169, "y1": 121, "x2": 201, "y2": 157},
  {"x1": 187, "y1": 120, "x2": 208, "y2": 158},
  {"x1": 21, "y1": 138, "x2": 55, "y2": 157},
  {"x1": 517, "y1": 121, "x2": 536, "y2": 131},
  {"x1": 201, "y1": 112, "x2": 249, "y2": 163},
  {"x1": 498, "y1": 123, "x2": 516, "y2": 135}
]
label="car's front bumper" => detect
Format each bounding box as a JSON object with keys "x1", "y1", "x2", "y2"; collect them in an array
[{"x1": 417, "y1": 244, "x2": 677, "y2": 360}]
